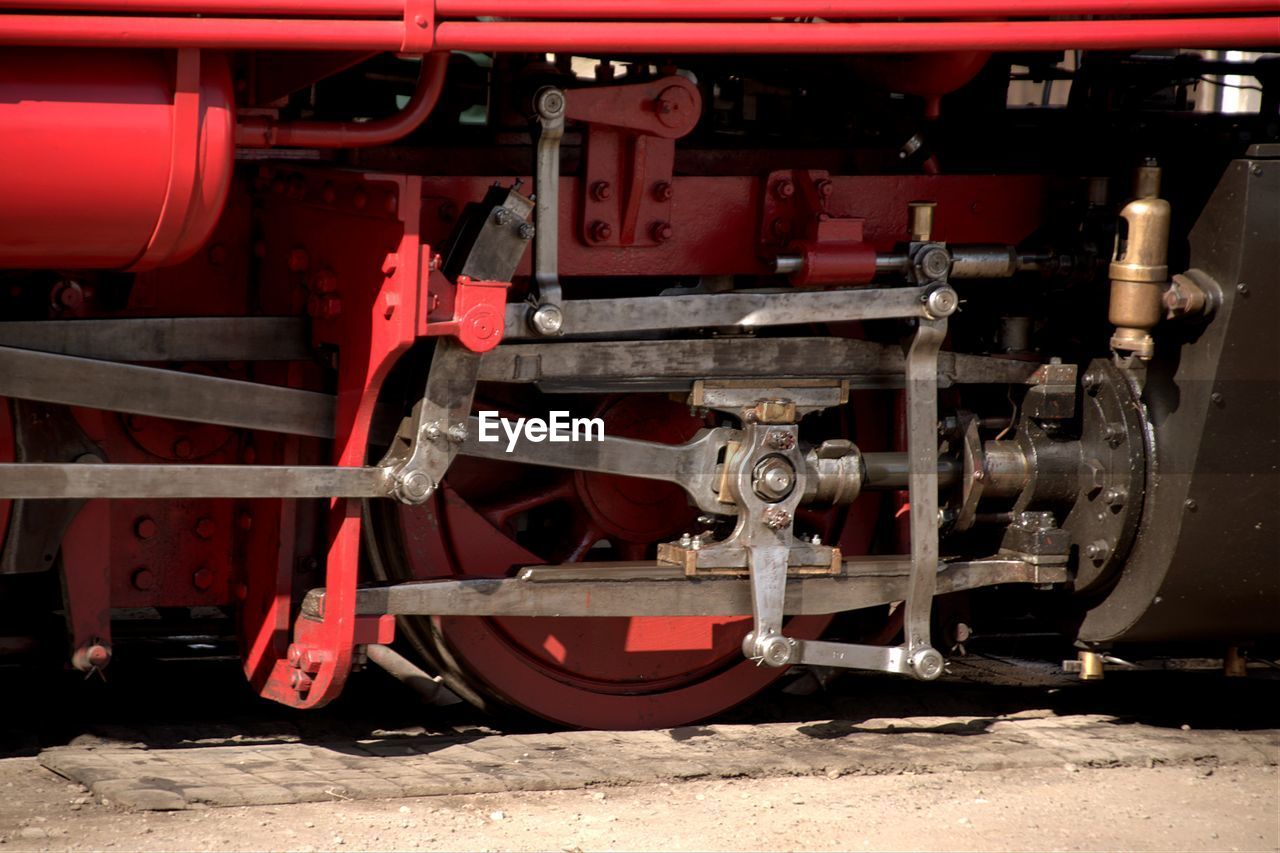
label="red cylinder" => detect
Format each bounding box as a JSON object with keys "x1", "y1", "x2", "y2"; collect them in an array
[{"x1": 0, "y1": 48, "x2": 235, "y2": 270}]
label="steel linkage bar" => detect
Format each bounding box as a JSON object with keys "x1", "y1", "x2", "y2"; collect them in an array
[
  {"x1": 305, "y1": 557, "x2": 1068, "y2": 620},
  {"x1": 0, "y1": 463, "x2": 390, "y2": 499},
  {"x1": 502, "y1": 286, "x2": 947, "y2": 340},
  {"x1": 0, "y1": 317, "x2": 310, "y2": 362},
  {"x1": 479, "y1": 337, "x2": 1039, "y2": 389},
  {"x1": 0, "y1": 345, "x2": 335, "y2": 438}
]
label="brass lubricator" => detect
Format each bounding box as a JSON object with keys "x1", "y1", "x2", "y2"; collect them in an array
[{"x1": 1108, "y1": 162, "x2": 1171, "y2": 360}]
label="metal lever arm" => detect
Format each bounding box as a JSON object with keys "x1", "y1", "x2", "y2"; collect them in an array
[
  {"x1": 459, "y1": 419, "x2": 736, "y2": 516},
  {"x1": 380, "y1": 338, "x2": 482, "y2": 504},
  {"x1": 529, "y1": 87, "x2": 565, "y2": 334}
]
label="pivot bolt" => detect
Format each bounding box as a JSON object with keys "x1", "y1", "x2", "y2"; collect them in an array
[
  {"x1": 923, "y1": 285, "x2": 958, "y2": 317},
  {"x1": 753, "y1": 457, "x2": 797, "y2": 502},
  {"x1": 394, "y1": 470, "x2": 435, "y2": 505},
  {"x1": 763, "y1": 507, "x2": 793, "y2": 530},
  {"x1": 752, "y1": 634, "x2": 794, "y2": 667},
  {"x1": 536, "y1": 88, "x2": 565, "y2": 118},
  {"x1": 529, "y1": 303, "x2": 564, "y2": 336},
  {"x1": 447, "y1": 423, "x2": 468, "y2": 443},
  {"x1": 919, "y1": 248, "x2": 952, "y2": 282},
  {"x1": 909, "y1": 647, "x2": 945, "y2": 680}
]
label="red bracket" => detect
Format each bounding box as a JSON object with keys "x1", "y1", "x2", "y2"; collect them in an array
[
  {"x1": 425, "y1": 273, "x2": 511, "y2": 353},
  {"x1": 400, "y1": 0, "x2": 435, "y2": 54},
  {"x1": 759, "y1": 168, "x2": 877, "y2": 287},
  {"x1": 566, "y1": 75, "x2": 702, "y2": 248}
]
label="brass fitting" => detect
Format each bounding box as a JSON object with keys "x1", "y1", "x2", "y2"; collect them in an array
[
  {"x1": 1108, "y1": 166, "x2": 1170, "y2": 360},
  {"x1": 1077, "y1": 650, "x2": 1105, "y2": 681},
  {"x1": 908, "y1": 201, "x2": 936, "y2": 242}
]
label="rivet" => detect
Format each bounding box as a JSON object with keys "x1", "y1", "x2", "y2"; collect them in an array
[
  {"x1": 134, "y1": 517, "x2": 158, "y2": 540},
  {"x1": 588, "y1": 221, "x2": 613, "y2": 243},
  {"x1": 194, "y1": 517, "x2": 215, "y2": 540},
  {"x1": 131, "y1": 568, "x2": 155, "y2": 591},
  {"x1": 192, "y1": 567, "x2": 213, "y2": 591}
]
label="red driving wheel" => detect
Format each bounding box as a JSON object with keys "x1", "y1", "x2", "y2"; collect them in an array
[{"x1": 372, "y1": 391, "x2": 884, "y2": 730}]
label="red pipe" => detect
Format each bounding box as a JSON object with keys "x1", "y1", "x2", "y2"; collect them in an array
[
  {"x1": 236, "y1": 52, "x2": 448, "y2": 147},
  {"x1": 435, "y1": 0, "x2": 1280, "y2": 18},
  {"x1": 0, "y1": 0, "x2": 399, "y2": 14},
  {"x1": 0, "y1": 13, "x2": 1275, "y2": 51},
  {"x1": 2, "y1": 0, "x2": 1276, "y2": 18},
  {"x1": 0, "y1": 15, "x2": 404, "y2": 50},
  {"x1": 432, "y1": 18, "x2": 1280, "y2": 53}
]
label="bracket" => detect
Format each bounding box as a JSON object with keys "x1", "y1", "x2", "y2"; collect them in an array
[{"x1": 566, "y1": 75, "x2": 701, "y2": 248}]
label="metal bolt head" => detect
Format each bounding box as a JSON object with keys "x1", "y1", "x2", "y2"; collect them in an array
[
  {"x1": 1102, "y1": 486, "x2": 1126, "y2": 508},
  {"x1": 588, "y1": 220, "x2": 613, "y2": 243},
  {"x1": 1236, "y1": 282, "x2": 1250, "y2": 296},
  {"x1": 652, "y1": 181, "x2": 674, "y2": 202},
  {"x1": 650, "y1": 221, "x2": 673, "y2": 243},
  {"x1": 424, "y1": 422, "x2": 442, "y2": 441},
  {"x1": 590, "y1": 181, "x2": 613, "y2": 202},
  {"x1": 518, "y1": 222, "x2": 536, "y2": 241},
  {"x1": 756, "y1": 634, "x2": 794, "y2": 667},
  {"x1": 924, "y1": 286, "x2": 958, "y2": 318},
  {"x1": 1103, "y1": 423, "x2": 1125, "y2": 447},
  {"x1": 766, "y1": 430, "x2": 796, "y2": 451},
  {"x1": 194, "y1": 516, "x2": 216, "y2": 540},
  {"x1": 1084, "y1": 540, "x2": 1110, "y2": 563},
  {"x1": 919, "y1": 248, "x2": 952, "y2": 282},
  {"x1": 1083, "y1": 370, "x2": 1104, "y2": 395},
  {"x1": 908, "y1": 647, "x2": 945, "y2": 681},
  {"x1": 447, "y1": 423, "x2": 469, "y2": 443},
  {"x1": 814, "y1": 179, "x2": 834, "y2": 199},
  {"x1": 192, "y1": 566, "x2": 214, "y2": 591},
  {"x1": 492, "y1": 207, "x2": 511, "y2": 226},
  {"x1": 529, "y1": 303, "x2": 564, "y2": 336},
  {"x1": 773, "y1": 179, "x2": 795, "y2": 200},
  {"x1": 131, "y1": 568, "x2": 155, "y2": 591},
  {"x1": 753, "y1": 457, "x2": 797, "y2": 502},
  {"x1": 678, "y1": 532, "x2": 693, "y2": 548},
  {"x1": 810, "y1": 534, "x2": 822, "y2": 545},
  {"x1": 763, "y1": 507, "x2": 793, "y2": 530},
  {"x1": 536, "y1": 88, "x2": 565, "y2": 118},
  {"x1": 394, "y1": 470, "x2": 435, "y2": 505}
]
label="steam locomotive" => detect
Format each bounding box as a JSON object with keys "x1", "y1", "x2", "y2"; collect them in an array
[{"x1": 0, "y1": 2, "x2": 1276, "y2": 728}]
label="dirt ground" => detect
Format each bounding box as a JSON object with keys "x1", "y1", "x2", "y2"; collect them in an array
[
  {"x1": 1, "y1": 658, "x2": 1276, "y2": 852},
  {"x1": 0, "y1": 758, "x2": 1276, "y2": 852}
]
